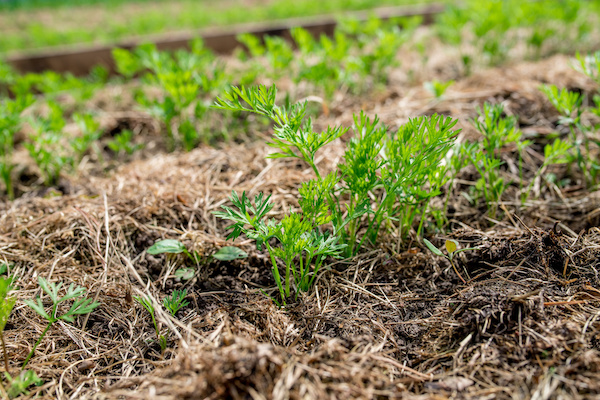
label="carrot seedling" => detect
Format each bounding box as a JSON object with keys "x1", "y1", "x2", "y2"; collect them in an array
[
  {"x1": 215, "y1": 190, "x2": 345, "y2": 306},
  {"x1": 134, "y1": 295, "x2": 167, "y2": 353},
  {"x1": 424, "y1": 239, "x2": 479, "y2": 284},
  {"x1": 22, "y1": 277, "x2": 100, "y2": 369}
]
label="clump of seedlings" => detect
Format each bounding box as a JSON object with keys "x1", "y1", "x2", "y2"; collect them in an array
[
  {"x1": 134, "y1": 289, "x2": 189, "y2": 354},
  {"x1": 113, "y1": 40, "x2": 230, "y2": 150},
  {"x1": 214, "y1": 84, "x2": 460, "y2": 304}
]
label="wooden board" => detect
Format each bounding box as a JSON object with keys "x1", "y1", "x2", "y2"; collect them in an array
[{"x1": 5, "y1": 3, "x2": 444, "y2": 75}]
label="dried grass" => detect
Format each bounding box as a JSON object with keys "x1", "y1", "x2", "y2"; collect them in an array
[{"x1": 2, "y1": 52, "x2": 600, "y2": 399}]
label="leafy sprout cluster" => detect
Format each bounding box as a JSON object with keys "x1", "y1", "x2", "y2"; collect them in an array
[{"x1": 214, "y1": 84, "x2": 460, "y2": 304}]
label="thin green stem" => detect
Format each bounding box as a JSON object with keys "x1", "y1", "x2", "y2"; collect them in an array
[
  {"x1": 356, "y1": 194, "x2": 390, "y2": 254},
  {"x1": 307, "y1": 158, "x2": 321, "y2": 180},
  {"x1": 1, "y1": 332, "x2": 9, "y2": 373},
  {"x1": 0, "y1": 165, "x2": 13, "y2": 201},
  {"x1": 415, "y1": 200, "x2": 430, "y2": 239},
  {"x1": 284, "y1": 260, "x2": 290, "y2": 298},
  {"x1": 308, "y1": 257, "x2": 324, "y2": 288},
  {"x1": 266, "y1": 244, "x2": 285, "y2": 304},
  {"x1": 22, "y1": 322, "x2": 53, "y2": 369}
]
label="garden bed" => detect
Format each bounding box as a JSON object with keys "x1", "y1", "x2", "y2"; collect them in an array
[{"x1": 2, "y1": 50, "x2": 600, "y2": 399}]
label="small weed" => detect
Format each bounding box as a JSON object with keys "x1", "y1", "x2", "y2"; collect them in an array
[
  {"x1": 573, "y1": 51, "x2": 600, "y2": 85},
  {"x1": 107, "y1": 129, "x2": 143, "y2": 157},
  {"x1": 134, "y1": 295, "x2": 167, "y2": 353},
  {"x1": 522, "y1": 138, "x2": 572, "y2": 203},
  {"x1": 0, "y1": 272, "x2": 16, "y2": 392},
  {"x1": 23, "y1": 277, "x2": 100, "y2": 369},
  {"x1": 424, "y1": 238, "x2": 478, "y2": 283},
  {"x1": 541, "y1": 82, "x2": 599, "y2": 187},
  {"x1": 147, "y1": 239, "x2": 247, "y2": 280},
  {"x1": 466, "y1": 103, "x2": 523, "y2": 214},
  {"x1": 71, "y1": 113, "x2": 102, "y2": 164},
  {"x1": 4, "y1": 370, "x2": 42, "y2": 399},
  {"x1": 424, "y1": 79, "x2": 454, "y2": 99},
  {"x1": 162, "y1": 289, "x2": 189, "y2": 316}
]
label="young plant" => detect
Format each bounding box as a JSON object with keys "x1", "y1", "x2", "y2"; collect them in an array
[
  {"x1": 4, "y1": 370, "x2": 42, "y2": 399},
  {"x1": 540, "y1": 84, "x2": 582, "y2": 126},
  {"x1": 424, "y1": 238, "x2": 478, "y2": 283},
  {"x1": 473, "y1": 103, "x2": 522, "y2": 156},
  {"x1": 469, "y1": 152, "x2": 506, "y2": 213},
  {"x1": 541, "y1": 83, "x2": 599, "y2": 186},
  {"x1": 521, "y1": 138, "x2": 572, "y2": 203},
  {"x1": 71, "y1": 113, "x2": 102, "y2": 164},
  {"x1": 573, "y1": 51, "x2": 600, "y2": 85},
  {"x1": 0, "y1": 273, "x2": 16, "y2": 385},
  {"x1": 424, "y1": 79, "x2": 455, "y2": 99},
  {"x1": 107, "y1": 130, "x2": 143, "y2": 157},
  {"x1": 134, "y1": 295, "x2": 167, "y2": 353},
  {"x1": 214, "y1": 191, "x2": 345, "y2": 305},
  {"x1": 214, "y1": 84, "x2": 347, "y2": 179},
  {"x1": 25, "y1": 102, "x2": 71, "y2": 186},
  {"x1": 465, "y1": 103, "x2": 524, "y2": 214},
  {"x1": 147, "y1": 239, "x2": 247, "y2": 280},
  {"x1": 0, "y1": 95, "x2": 33, "y2": 199},
  {"x1": 22, "y1": 277, "x2": 100, "y2": 369},
  {"x1": 377, "y1": 114, "x2": 459, "y2": 244},
  {"x1": 162, "y1": 290, "x2": 189, "y2": 316}
]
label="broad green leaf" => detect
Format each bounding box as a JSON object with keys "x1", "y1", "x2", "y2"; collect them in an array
[
  {"x1": 445, "y1": 239, "x2": 458, "y2": 254},
  {"x1": 213, "y1": 246, "x2": 248, "y2": 261},
  {"x1": 147, "y1": 239, "x2": 187, "y2": 255},
  {"x1": 423, "y1": 239, "x2": 444, "y2": 257},
  {"x1": 0, "y1": 294, "x2": 16, "y2": 332},
  {"x1": 174, "y1": 267, "x2": 195, "y2": 280}
]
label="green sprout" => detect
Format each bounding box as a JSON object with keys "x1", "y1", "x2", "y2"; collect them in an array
[
  {"x1": 424, "y1": 239, "x2": 478, "y2": 284},
  {"x1": 134, "y1": 295, "x2": 167, "y2": 353},
  {"x1": 214, "y1": 191, "x2": 345, "y2": 306},
  {"x1": 424, "y1": 79, "x2": 454, "y2": 99},
  {"x1": 521, "y1": 138, "x2": 572, "y2": 203},
  {"x1": 107, "y1": 130, "x2": 143, "y2": 157},
  {"x1": 0, "y1": 272, "x2": 16, "y2": 397},
  {"x1": 22, "y1": 277, "x2": 100, "y2": 369},
  {"x1": 135, "y1": 289, "x2": 190, "y2": 354},
  {"x1": 162, "y1": 289, "x2": 189, "y2": 316},
  {"x1": 4, "y1": 370, "x2": 42, "y2": 399},
  {"x1": 147, "y1": 239, "x2": 247, "y2": 280}
]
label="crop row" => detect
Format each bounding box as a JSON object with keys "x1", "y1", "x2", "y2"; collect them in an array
[{"x1": 1, "y1": 1, "x2": 600, "y2": 396}]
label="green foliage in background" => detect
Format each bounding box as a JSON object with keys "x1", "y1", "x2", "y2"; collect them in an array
[
  {"x1": 437, "y1": 0, "x2": 596, "y2": 71},
  {"x1": 113, "y1": 40, "x2": 231, "y2": 150}
]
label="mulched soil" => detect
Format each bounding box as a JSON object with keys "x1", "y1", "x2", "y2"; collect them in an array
[{"x1": 2, "y1": 49, "x2": 600, "y2": 399}]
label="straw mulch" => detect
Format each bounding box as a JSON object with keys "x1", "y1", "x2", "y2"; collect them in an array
[{"x1": 2, "y1": 53, "x2": 600, "y2": 399}]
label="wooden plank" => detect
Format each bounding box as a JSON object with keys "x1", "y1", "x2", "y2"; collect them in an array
[{"x1": 5, "y1": 3, "x2": 444, "y2": 75}]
